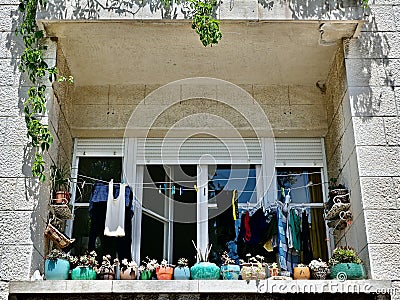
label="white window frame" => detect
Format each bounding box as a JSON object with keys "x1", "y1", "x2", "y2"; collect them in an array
[{"x1": 68, "y1": 137, "x2": 330, "y2": 263}]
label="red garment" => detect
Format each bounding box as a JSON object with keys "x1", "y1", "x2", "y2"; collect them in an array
[{"x1": 244, "y1": 211, "x2": 251, "y2": 242}]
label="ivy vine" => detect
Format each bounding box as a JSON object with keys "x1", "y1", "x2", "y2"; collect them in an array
[{"x1": 16, "y1": 0, "x2": 220, "y2": 182}]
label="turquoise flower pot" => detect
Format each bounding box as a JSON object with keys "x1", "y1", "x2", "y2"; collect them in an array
[
  {"x1": 71, "y1": 266, "x2": 97, "y2": 280},
  {"x1": 221, "y1": 264, "x2": 240, "y2": 280},
  {"x1": 174, "y1": 266, "x2": 190, "y2": 280},
  {"x1": 45, "y1": 258, "x2": 70, "y2": 280},
  {"x1": 190, "y1": 262, "x2": 220, "y2": 280},
  {"x1": 330, "y1": 263, "x2": 366, "y2": 280}
]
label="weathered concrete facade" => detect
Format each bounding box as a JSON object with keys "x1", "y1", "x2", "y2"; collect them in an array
[{"x1": 1, "y1": 0, "x2": 400, "y2": 298}]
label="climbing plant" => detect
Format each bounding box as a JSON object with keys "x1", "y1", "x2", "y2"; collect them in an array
[
  {"x1": 17, "y1": 0, "x2": 57, "y2": 182},
  {"x1": 16, "y1": 0, "x2": 220, "y2": 182}
]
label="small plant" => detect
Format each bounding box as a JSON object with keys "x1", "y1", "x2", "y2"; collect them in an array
[
  {"x1": 221, "y1": 251, "x2": 235, "y2": 265},
  {"x1": 328, "y1": 246, "x2": 362, "y2": 266},
  {"x1": 138, "y1": 256, "x2": 159, "y2": 273},
  {"x1": 120, "y1": 258, "x2": 138, "y2": 272},
  {"x1": 46, "y1": 249, "x2": 70, "y2": 261},
  {"x1": 69, "y1": 250, "x2": 98, "y2": 268},
  {"x1": 192, "y1": 240, "x2": 212, "y2": 262},
  {"x1": 309, "y1": 259, "x2": 328, "y2": 271},
  {"x1": 177, "y1": 257, "x2": 189, "y2": 268},
  {"x1": 50, "y1": 163, "x2": 70, "y2": 192}
]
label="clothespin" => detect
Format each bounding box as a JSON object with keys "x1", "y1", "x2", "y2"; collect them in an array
[
  {"x1": 171, "y1": 185, "x2": 176, "y2": 195},
  {"x1": 281, "y1": 187, "x2": 285, "y2": 198},
  {"x1": 163, "y1": 183, "x2": 167, "y2": 193},
  {"x1": 180, "y1": 187, "x2": 183, "y2": 195},
  {"x1": 158, "y1": 185, "x2": 162, "y2": 194},
  {"x1": 194, "y1": 185, "x2": 199, "y2": 193}
]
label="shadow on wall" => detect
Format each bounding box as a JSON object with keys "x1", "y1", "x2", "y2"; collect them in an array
[
  {"x1": 34, "y1": 0, "x2": 366, "y2": 20},
  {"x1": 345, "y1": 10, "x2": 396, "y2": 120}
]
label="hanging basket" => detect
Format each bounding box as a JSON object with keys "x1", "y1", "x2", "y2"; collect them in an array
[{"x1": 44, "y1": 223, "x2": 75, "y2": 249}]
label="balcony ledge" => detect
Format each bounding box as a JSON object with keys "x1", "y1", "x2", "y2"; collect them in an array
[{"x1": 9, "y1": 280, "x2": 392, "y2": 295}]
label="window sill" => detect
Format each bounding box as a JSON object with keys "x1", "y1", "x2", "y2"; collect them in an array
[{"x1": 9, "y1": 279, "x2": 392, "y2": 294}]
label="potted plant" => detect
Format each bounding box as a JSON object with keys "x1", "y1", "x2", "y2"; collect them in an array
[
  {"x1": 329, "y1": 246, "x2": 366, "y2": 280},
  {"x1": 70, "y1": 251, "x2": 98, "y2": 280},
  {"x1": 97, "y1": 255, "x2": 117, "y2": 280},
  {"x1": 44, "y1": 249, "x2": 71, "y2": 280},
  {"x1": 240, "y1": 254, "x2": 267, "y2": 280},
  {"x1": 138, "y1": 257, "x2": 158, "y2": 280},
  {"x1": 174, "y1": 258, "x2": 190, "y2": 280},
  {"x1": 50, "y1": 163, "x2": 71, "y2": 205},
  {"x1": 309, "y1": 258, "x2": 329, "y2": 279},
  {"x1": 220, "y1": 251, "x2": 240, "y2": 280},
  {"x1": 190, "y1": 241, "x2": 220, "y2": 280},
  {"x1": 327, "y1": 178, "x2": 349, "y2": 209},
  {"x1": 268, "y1": 262, "x2": 279, "y2": 277},
  {"x1": 293, "y1": 263, "x2": 311, "y2": 280},
  {"x1": 120, "y1": 258, "x2": 138, "y2": 280},
  {"x1": 156, "y1": 259, "x2": 174, "y2": 280}
]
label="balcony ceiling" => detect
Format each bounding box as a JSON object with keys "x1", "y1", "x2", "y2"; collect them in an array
[{"x1": 42, "y1": 21, "x2": 358, "y2": 86}]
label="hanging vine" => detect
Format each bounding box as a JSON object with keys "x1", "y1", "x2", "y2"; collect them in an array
[{"x1": 17, "y1": 0, "x2": 58, "y2": 182}]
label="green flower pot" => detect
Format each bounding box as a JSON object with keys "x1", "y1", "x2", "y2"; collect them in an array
[
  {"x1": 190, "y1": 262, "x2": 220, "y2": 280},
  {"x1": 71, "y1": 266, "x2": 97, "y2": 280},
  {"x1": 330, "y1": 263, "x2": 366, "y2": 280},
  {"x1": 140, "y1": 270, "x2": 153, "y2": 280}
]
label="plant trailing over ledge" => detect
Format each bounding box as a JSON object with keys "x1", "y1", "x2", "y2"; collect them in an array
[
  {"x1": 189, "y1": 0, "x2": 222, "y2": 47},
  {"x1": 16, "y1": 0, "x2": 67, "y2": 182}
]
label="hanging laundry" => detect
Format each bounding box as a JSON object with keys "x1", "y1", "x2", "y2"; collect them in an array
[
  {"x1": 287, "y1": 208, "x2": 301, "y2": 251},
  {"x1": 104, "y1": 179, "x2": 126, "y2": 237},
  {"x1": 301, "y1": 210, "x2": 313, "y2": 264},
  {"x1": 277, "y1": 206, "x2": 299, "y2": 274}
]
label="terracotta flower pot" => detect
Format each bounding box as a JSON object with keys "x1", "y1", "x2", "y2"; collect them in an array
[
  {"x1": 54, "y1": 191, "x2": 71, "y2": 204},
  {"x1": 120, "y1": 266, "x2": 137, "y2": 280},
  {"x1": 269, "y1": 267, "x2": 279, "y2": 277},
  {"x1": 156, "y1": 266, "x2": 174, "y2": 280},
  {"x1": 293, "y1": 266, "x2": 311, "y2": 280}
]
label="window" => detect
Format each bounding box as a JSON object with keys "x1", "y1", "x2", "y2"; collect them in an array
[{"x1": 69, "y1": 137, "x2": 329, "y2": 267}]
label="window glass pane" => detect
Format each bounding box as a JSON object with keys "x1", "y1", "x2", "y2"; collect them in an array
[
  {"x1": 207, "y1": 165, "x2": 257, "y2": 265},
  {"x1": 72, "y1": 157, "x2": 124, "y2": 258},
  {"x1": 140, "y1": 214, "x2": 164, "y2": 262},
  {"x1": 76, "y1": 157, "x2": 122, "y2": 203}
]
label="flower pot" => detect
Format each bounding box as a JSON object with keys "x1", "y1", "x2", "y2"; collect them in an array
[
  {"x1": 311, "y1": 268, "x2": 329, "y2": 280},
  {"x1": 98, "y1": 266, "x2": 115, "y2": 280},
  {"x1": 269, "y1": 267, "x2": 279, "y2": 277},
  {"x1": 190, "y1": 262, "x2": 220, "y2": 280},
  {"x1": 174, "y1": 266, "x2": 190, "y2": 280},
  {"x1": 240, "y1": 265, "x2": 266, "y2": 280},
  {"x1": 120, "y1": 266, "x2": 138, "y2": 280},
  {"x1": 156, "y1": 266, "x2": 174, "y2": 280},
  {"x1": 71, "y1": 266, "x2": 97, "y2": 280},
  {"x1": 140, "y1": 270, "x2": 153, "y2": 280},
  {"x1": 293, "y1": 266, "x2": 310, "y2": 280},
  {"x1": 54, "y1": 191, "x2": 71, "y2": 205},
  {"x1": 330, "y1": 263, "x2": 366, "y2": 280},
  {"x1": 45, "y1": 258, "x2": 70, "y2": 280},
  {"x1": 221, "y1": 264, "x2": 240, "y2": 280}
]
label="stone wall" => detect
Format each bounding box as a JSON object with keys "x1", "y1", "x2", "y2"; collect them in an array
[
  {"x1": 70, "y1": 84, "x2": 327, "y2": 138},
  {"x1": 0, "y1": 2, "x2": 74, "y2": 298},
  {"x1": 343, "y1": 0, "x2": 400, "y2": 284}
]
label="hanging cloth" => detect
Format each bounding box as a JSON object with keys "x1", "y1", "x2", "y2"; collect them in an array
[
  {"x1": 104, "y1": 179, "x2": 126, "y2": 237},
  {"x1": 277, "y1": 206, "x2": 299, "y2": 274}
]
